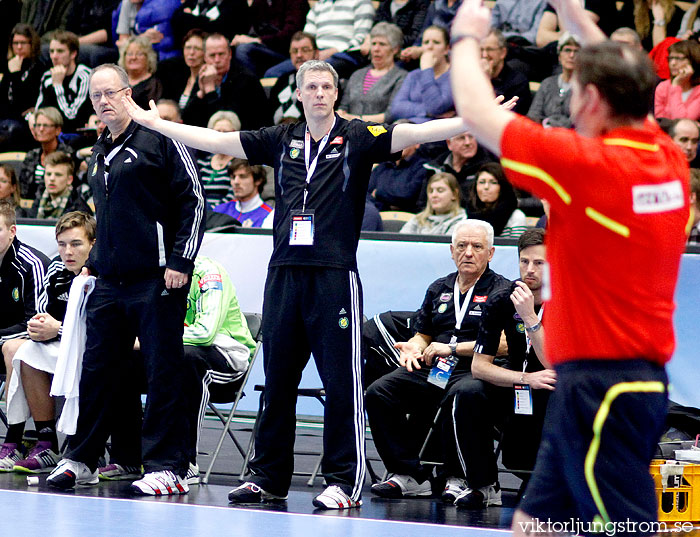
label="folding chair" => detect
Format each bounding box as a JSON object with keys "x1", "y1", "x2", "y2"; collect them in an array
[{"x1": 201, "y1": 312, "x2": 262, "y2": 484}]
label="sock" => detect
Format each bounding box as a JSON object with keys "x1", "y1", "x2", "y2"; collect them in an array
[
  {"x1": 35, "y1": 420, "x2": 58, "y2": 452},
  {"x1": 4, "y1": 422, "x2": 25, "y2": 446}
]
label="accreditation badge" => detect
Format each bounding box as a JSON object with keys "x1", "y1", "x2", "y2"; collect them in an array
[
  {"x1": 514, "y1": 383, "x2": 533, "y2": 415},
  {"x1": 289, "y1": 210, "x2": 315, "y2": 246}
]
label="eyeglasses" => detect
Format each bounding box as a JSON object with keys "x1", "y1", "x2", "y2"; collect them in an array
[
  {"x1": 290, "y1": 46, "x2": 314, "y2": 55},
  {"x1": 90, "y1": 87, "x2": 128, "y2": 101},
  {"x1": 668, "y1": 55, "x2": 687, "y2": 62},
  {"x1": 34, "y1": 123, "x2": 57, "y2": 129}
]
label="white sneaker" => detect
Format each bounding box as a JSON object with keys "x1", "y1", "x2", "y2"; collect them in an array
[
  {"x1": 454, "y1": 482, "x2": 502, "y2": 509},
  {"x1": 47, "y1": 459, "x2": 99, "y2": 490},
  {"x1": 312, "y1": 485, "x2": 362, "y2": 509},
  {"x1": 441, "y1": 476, "x2": 467, "y2": 502},
  {"x1": 185, "y1": 462, "x2": 199, "y2": 485},
  {"x1": 130, "y1": 470, "x2": 189, "y2": 495},
  {"x1": 370, "y1": 474, "x2": 432, "y2": 498}
]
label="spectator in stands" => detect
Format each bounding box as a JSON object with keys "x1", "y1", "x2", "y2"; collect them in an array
[
  {"x1": 689, "y1": 168, "x2": 700, "y2": 244},
  {"x1": 536, "y1": 2, "x2": 624, "y2": 48},
  {"x1": 360, "y1": 0, "x2": 429, "y2": 55},
  {"x1": 113, "y1": 0, "x2": 182, "y2": 61},
  {"x1": 2, "y1": 211, "x2": 95, "y2": 474},
  {"x1": 0, "y1": 165, "x2": 24, "y2": 218},
  {"x1": 610, "y1": 26, "x2": 644, "y2": 50},
  {"x1": 158, "y1": 30, "x2": 206, "y2": 111},
  {"x1": 400, "y1": 172, "x2": 466, "y2": 235},
  {"x1": 366, "y1": 219, "x2": 511, "y2": 503},
  {"x1": 171, "y1": 0, "x2": 247, "y2": 46},
  {"x1": 678, "y1": 1, "x2": 700, "y2": 39},
  {"x1": 467, "y1": 163, "x2": 526, "y2": 238},
  {"x1": 480, "y1": 29, "x2": 532, "y2": 115},
  {"x1": 118, "y1": 36, "x2": 163, "y2": 110},
  {"x1": 19, "y1": 0, "x2": 72, "y2": 40},
  {"x1": 0, "y1": 24, "x2": 43, "y2": 151},
  {"x1": 268, "y1": 32, "x2": 318, "y2": 125},
  {"x1": 362, "y1": 199, "x2": 384, "y2": 231},
  {"x1": 30, "y1": 151, "x2": 92, "y2": 219},
  {"x1": 668, "y1": 118, "x2": 700, "y2": 162},
  {"x1": 368, "y1": 141, "x2": 442, "y2": 211},
  {"x1": 398, "y1": 0, "x2": 464, "y2": 65},
  {"x1": 265, "y1": 0, "x2": 375, "y2": 78},
  {"x1": 35, "y1": 31, "x2": 92, "y2": 135},
  {"x1": 630, "y1": 0, "x2": 685, "y2": 51},
  {"x1": 490, "y1": 0, "x2": 547, "y2": 46},
  {"x1": 527, "y1": 33, "x2": 579, "y2": 128},
  {"x1": 416, "y1": 132, "x2": 496, "y2": 209},
  {"x1": 182, "y1": 33, "x2": 271, "y2": 130},
  {"x1": 338, "y1": 23, "x2": 407, "y2": 124},
  {"x1": 19, "y1": 107, "x2": 74, "y2": 200},
  {"x1": 65, "y1": 0, "x2": 121, "y2": 67},
  {"x1": 464, "y1": 228, "x2": 555, "y2": 507},
  {"x1": 655, "y1": 40, "x2": 700, "y2": 120},
  {"x1": 391, "y1": 26, "x2": 454, "y2": 124},
  {"x1": 156, "y1": 99, "x2": 182, "y2": 123},
  {"x1": 0, "y1": 199, "x2": 49, "y2": 426},
  {"x1": 199, "y1": 111, "x2": 241, "y2": 208},
  {"x1": 99, "y1": 254, "x2": 256, "y2": 485},
  {"x1": 214, "y1": 159, "x2": 274, "y2": 228},
  {"x1": 231, "y1": 0, "x2": 310, "y2": 77}
]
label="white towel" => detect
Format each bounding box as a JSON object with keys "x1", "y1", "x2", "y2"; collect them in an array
[
  {"x1": 8, "y1": 340, "x2": 60, "y2": 425},
  {"x1": 50, "y1": 275, "x2": 96, "y2": 435}
]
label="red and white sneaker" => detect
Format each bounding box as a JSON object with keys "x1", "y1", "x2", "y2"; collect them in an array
[
  {"x1": 312, "y1": 485, "x2": 362, "y2": 510},
  {"x1": 130, "y1": 470, "x2": 189, "y2": 496}
]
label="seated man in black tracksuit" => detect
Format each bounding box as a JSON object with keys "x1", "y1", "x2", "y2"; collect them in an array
[
  {"x1": 0, "y1": 199, "x2": 50, "y2": 470},
  {"x1": 366, "y1": 219, "x2": 511, "y2": 506}
]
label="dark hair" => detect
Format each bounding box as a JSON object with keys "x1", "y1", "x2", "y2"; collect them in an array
[
  {"x1": 422, "y1": 25, "x2": 450, "y2": 47},
  {"x1": 0, "y1": 164, "x2": 21, "y2": 206},
  {"x1": 227, "y1": 158, "x2": 267, "y2": 194},
  {"x1": 467, "y1": 162, "x2": 518, "y2": 236},
  {"x1": 9, "y1": 23, "x2": 40, "y2": 60},
  {"x1": 45, "y1": 151, "x2": 74, "y2": 176},
  {"x1": 55, "y1": 211, "x2": 96, "y2": 241},
  {"x1": 518, "y1": 228, "x2": 545, "y2": 254},
  {"x1": 290, "y1": 31, "x2": 318, "y2": 51},
  {"x1": 49, "y1": 30, "x2": 80, "y2": 55},
  {"x1": 575, "y1": 41, "x2": 656, "y2": 120},
  {"x1": 690, "y1": 168, "x2": 700, "y2": 201},
  {"x1": 182, "y1": 28, "x2": 207, "y2": 49},
  {"x1": 668, "y1": 40, "x2": 700, "y2": 86}
]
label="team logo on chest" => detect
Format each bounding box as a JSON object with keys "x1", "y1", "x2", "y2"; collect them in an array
[
  {"x1": 290, "y1": 148, "x2": 300, "y2": 159},
  {"x1": 439, "y1": 292, "x2": 452, "y2": 302},
  {"x1": 12, "y1": 287, "x2": 19, "y2": 302},
  {"x1": 339, "y1": 317, "x2": 349, "y2": 329},
  {"x1": 438, "y1": 303, "x2": 447, "y2": 314}
]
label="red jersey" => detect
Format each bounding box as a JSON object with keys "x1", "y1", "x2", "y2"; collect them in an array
[{"x1": 501, "y1": 116, "x2": 690, "y2": 366}]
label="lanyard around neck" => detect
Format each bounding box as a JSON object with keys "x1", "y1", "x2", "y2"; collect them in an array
[
  {"x1": 302, "y1": 117, "x2": 336, "y2": 211},
  {"x1": 453, "y1": 276, "x2": 477, "y2": 332}
]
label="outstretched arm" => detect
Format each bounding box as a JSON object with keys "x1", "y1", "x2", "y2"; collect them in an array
[
  {"x1": 547, "y1": 0, "x2": 606, "y2": 46},
  {"x1": 122, "y1": 96, "x2": 248, "y2": 158}
]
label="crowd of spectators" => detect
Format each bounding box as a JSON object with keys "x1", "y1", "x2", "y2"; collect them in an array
[{"x1": 1, "y1": 0, "x2": 700, "y2": 236}]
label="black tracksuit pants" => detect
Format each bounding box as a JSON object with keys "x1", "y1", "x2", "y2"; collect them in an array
[{"x1": 248, "y1": 266, "x2": 366, "y2": 500}]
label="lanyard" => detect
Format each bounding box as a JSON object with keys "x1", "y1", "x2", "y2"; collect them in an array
[
  {"x1": 525, "y1": 304, "x2": 544, "y2": 358},
  {"x1": 302, "y1": 118, "x2": 336, "y2": 210},
  {"x1": 450, "y1": 277, "x2": 476, "y2": 344}
]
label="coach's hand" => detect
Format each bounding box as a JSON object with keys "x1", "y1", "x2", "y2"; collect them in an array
[
  {"x1": 395, "y1": 341, "x2": 424, "y2": 372},
  {"x1": 165, "y1": 268, "x2": 189, "y2": 290}
]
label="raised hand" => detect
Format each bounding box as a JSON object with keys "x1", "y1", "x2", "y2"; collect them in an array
[{"x1": 123, "y1": 95, "x2": 161, "y2": 128}]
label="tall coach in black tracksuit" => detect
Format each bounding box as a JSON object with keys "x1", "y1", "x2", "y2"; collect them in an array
[
  {"x1": 122, "y1": 59, "x2": 476, "y2": 508},
  {"x1": 48, "y1": 64, "x2": 205, "y2": 494}
]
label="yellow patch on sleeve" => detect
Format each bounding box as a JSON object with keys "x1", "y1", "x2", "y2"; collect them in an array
[{"x1": 367, "y1": 125, "x2": 387, "y2": 137}]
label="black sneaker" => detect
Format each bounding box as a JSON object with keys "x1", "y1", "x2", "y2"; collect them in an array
[{"x1": 228, "y1": 481, "x2": 287, "y2": 504}]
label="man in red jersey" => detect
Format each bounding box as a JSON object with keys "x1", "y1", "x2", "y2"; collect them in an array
[{"x1": 448, "y1": 0, "x2": 690, "y2": 535}]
